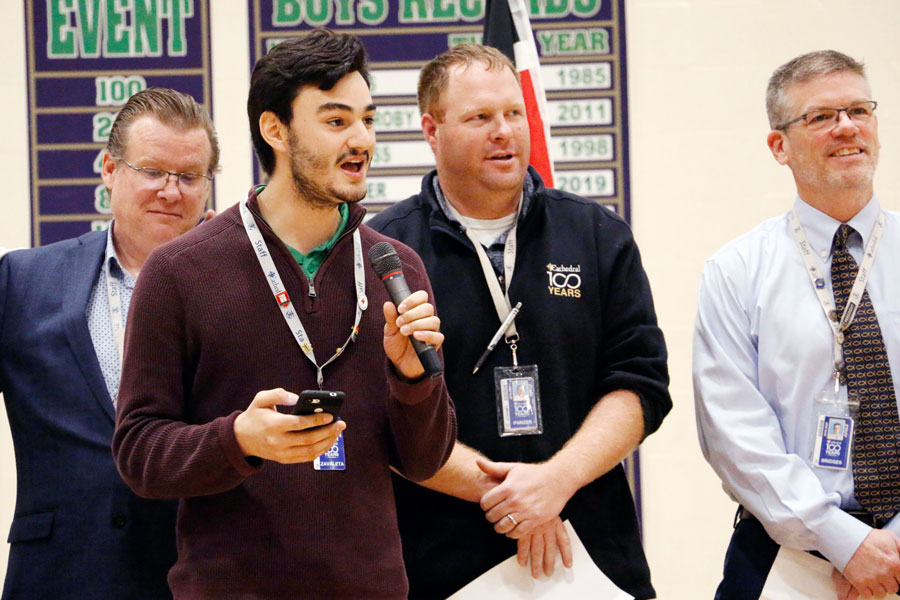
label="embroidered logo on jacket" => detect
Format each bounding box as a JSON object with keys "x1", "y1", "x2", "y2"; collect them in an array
[{"x1": 546, "y1": 263, "x2": 582, "y2": 298}]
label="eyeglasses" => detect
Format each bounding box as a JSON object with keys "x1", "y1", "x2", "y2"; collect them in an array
[
  {"x1": 118, "y1": 159, "x2": 213, "y2": 194},
  {"x1": 776, "y1": 100, "x2": 877, "y2": 131}
]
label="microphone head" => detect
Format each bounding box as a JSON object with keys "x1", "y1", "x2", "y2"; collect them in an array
[{"x1": 368, "y1": 241, "x2": 403, "y2": 279}]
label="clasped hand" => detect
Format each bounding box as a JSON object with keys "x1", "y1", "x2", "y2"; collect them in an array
[
  {"x1": 477, "y1": 458, "x2": 575, "y2": 577},
  {"x1": 833, "y1": 529, "x2": 900, "y2": 600}
]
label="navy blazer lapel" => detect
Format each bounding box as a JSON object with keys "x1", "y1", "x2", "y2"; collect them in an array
[{"x1": 63, "y1": 231, "x2": 116, "y2": 423}]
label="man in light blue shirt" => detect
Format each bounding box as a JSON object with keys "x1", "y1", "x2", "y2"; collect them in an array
[{"x1": 694, "y1": 50, "x2": 900, "y2": 600}]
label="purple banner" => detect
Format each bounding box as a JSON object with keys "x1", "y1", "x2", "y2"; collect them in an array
[
  {"x1": 247, "y1": 0, "x2": 630, "y2": 220},
  {"x1": 26, "y1": 0, "x2": 213, "y2": 246}
]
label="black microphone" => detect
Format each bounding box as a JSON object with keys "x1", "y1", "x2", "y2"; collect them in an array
[{"x1": 368, "y1": 241, "x2": 443, "y2": 379}]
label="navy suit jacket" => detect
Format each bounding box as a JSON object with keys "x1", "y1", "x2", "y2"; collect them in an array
[{"x1": 0, "y1": 231, "x2": 177, "y2": 599}]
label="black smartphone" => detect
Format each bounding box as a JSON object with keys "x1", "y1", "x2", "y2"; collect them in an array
[{"x1": 292, "y1": 390, "x2": 345, "y2": 419}]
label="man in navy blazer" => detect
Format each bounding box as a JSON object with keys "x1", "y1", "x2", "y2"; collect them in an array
[{"x1": 0, "y1": 88, "x2": 218, "y2": 599}]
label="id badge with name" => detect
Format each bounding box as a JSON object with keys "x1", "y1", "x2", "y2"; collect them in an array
[
  {"x1": 494, "y1": 365, "x2": 542, "y2": 437},
  {"x1": 808, "y1": 380, "x2": 857, "y2": 471},
  {"x1": 314, "y1": 426, "x2": 346, "y2": 471},
  {"x1": 812, "y1": 414, "x2": 853, "y2": 470}
]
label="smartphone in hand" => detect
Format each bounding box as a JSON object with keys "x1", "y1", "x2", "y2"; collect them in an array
[{"x1": 292, "y1": 390, "x2": 344, "y2": 420}]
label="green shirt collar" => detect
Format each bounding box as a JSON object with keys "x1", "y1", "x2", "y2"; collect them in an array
[
  {"x1": 287, "y1": 203, "x2": 349, "y2": 279},
  {"x1": 252, "y1": 185, "x2": 350, "y2": 278}
]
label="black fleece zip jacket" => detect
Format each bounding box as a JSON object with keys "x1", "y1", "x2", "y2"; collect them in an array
[{"x1": 369, "y1": 167, "x2": 671, "y2": 599}]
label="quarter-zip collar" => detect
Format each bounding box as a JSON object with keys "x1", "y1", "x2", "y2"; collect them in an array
[{"x1": 241, "y1": 186, "x2": 367, "y2": 312}]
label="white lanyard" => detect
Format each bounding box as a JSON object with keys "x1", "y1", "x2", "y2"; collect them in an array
[
  {"x1": 104, "y1": 259, "x2": 126, "y2": 362},
  {"x1": 240, "y1": 198, "x2": 367, "y2": 388},
  {"x1": 463, "y1": 203, "x2": 522, "y2": 343},
  {"x1": 789, "y1": 209, "x2": 884, "y2": 371}
]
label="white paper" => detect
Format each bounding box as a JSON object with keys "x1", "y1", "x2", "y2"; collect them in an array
[
  {"x1": 448, "y1": 520, "x2": 634, "y2": 599},
  {"x1": 760, "y1": 546, "x2": 900, "y2": 600}
]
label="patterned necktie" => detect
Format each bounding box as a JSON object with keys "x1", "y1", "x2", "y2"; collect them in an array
[{"x1": 831, "y1": 223, "x2": 900, "y2": 522}]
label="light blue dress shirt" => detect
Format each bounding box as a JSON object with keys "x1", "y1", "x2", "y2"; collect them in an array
[
  {"x1": 694, "y1": 196, "x2": 900, "y2": 571},
  {"x1": 85, "y1": 223, "x2": 136, "y2": 406}
]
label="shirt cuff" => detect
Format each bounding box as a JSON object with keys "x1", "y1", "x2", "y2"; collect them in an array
[
  {"x1": 386, "y1": 359, "x2": 441, "y2": 406},
  {"x1": 218, "y1": 410, "x2": 265, "y2": 476},
  {"x1": 815, "y1": 507, "x2": 872, "y2": 571},
  {"x1": 884, "y1": 513, "x2": 900, "y2": 540}
]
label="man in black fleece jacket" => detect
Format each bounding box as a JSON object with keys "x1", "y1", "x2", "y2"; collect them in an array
[{"x1": 369, "y1": 43, "x2": 671, "y2": 599}]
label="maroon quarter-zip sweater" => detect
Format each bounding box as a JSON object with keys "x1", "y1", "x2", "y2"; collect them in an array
[{"x1": 113, "y1": 189, "x2": 456, "y2": 599}]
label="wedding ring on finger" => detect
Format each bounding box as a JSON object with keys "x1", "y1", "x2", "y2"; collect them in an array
[{"x1": 504, "y1": 513, "x2": 518, "y2": 527}]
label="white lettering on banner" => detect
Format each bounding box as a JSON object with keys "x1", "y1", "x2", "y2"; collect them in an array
[
  {"x1": 554, "y1": 135, "x2": 614, "y2": 162},
  {"x1": 370, "y1": 141, "x2": 434, "y2": 169},
  {"x1": 555, "y1": 170, "x2": 615, "y2": 197},
  {"x1": 363, "y1": 176, "x2": 422, "y2": 204},
  {"x1": 543, "y1": 63, "x2": 612, "y2": 91},
  {"x1": 368, "y1": 69, "x2": 419, "y2": 97},
  {"x1": 373, "y1": 105, "x2": 419, "y2": 132},
  {"x1": 549, "y1": 98, "x2": 613, "y2": 126}
]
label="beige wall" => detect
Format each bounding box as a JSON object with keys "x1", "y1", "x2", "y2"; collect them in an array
[
  {"x1": 629, "y1": 2, "x2": 900, "y2": 597},
  {"x1": 1, "y1": 2, "x2": 899, "y2": 597}
]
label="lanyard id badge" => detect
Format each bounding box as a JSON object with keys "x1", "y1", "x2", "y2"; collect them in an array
[
  {"x1": 809, "y1": 374, "x2": 858, "y2": 470},
  {"x1": 241, "y1": 198, "x2": 366, "y2": 470},
  {"x1": 314, "y1": 423, "x2": 346, "y2": 471},
  {"x1": 790, "y1": 210, "x2": 881, "y2": 470},
  {"x1": 462, "y1": 204, "x2": 543, "y2": 437},
  {"x1": 495, "y1": 365, "x2": 542, "y2": 436}
]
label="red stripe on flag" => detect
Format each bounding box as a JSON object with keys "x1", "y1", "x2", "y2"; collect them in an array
[{"x1": 519, "y1": 69, "x2": 554, "y2": 188}]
